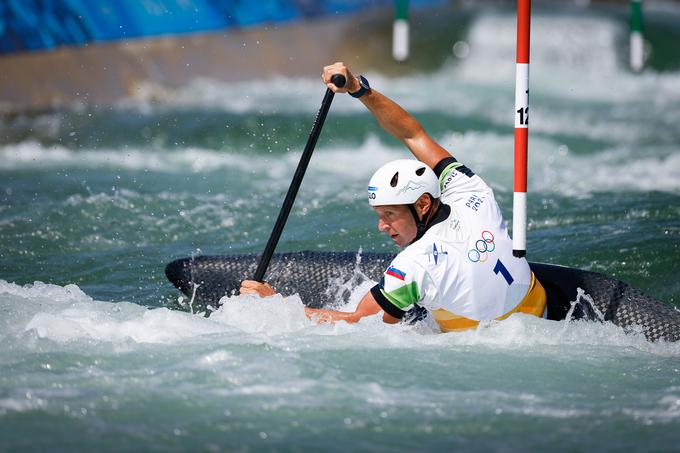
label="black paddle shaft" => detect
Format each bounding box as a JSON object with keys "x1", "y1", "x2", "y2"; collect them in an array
[{"x1": 253, "y1": 74, "x2": 346, "y2": 282}]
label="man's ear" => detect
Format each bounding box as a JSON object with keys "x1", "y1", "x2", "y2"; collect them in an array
[{"x1": 415, "y1": 193, "x2": 432, "y2": 215}]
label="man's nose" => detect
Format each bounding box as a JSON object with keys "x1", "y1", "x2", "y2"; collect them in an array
[{"x1": 378, "y1": 217, "x2": 388, "y2": 232}]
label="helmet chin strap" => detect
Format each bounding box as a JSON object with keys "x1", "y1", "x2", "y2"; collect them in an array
[{"x1": 407, "y1": 195, "x2": 438, "y2": 245}]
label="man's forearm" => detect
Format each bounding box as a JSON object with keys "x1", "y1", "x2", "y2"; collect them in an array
[
  {"x1": 304, "y1": 307, "x2": 362, "y2": 323},
  {"x1": 359, "y1": 88, "x2": 424, "y2": 143},
  {"x1": 357, "y1": 87, "x2": 451, "y2": 169}
]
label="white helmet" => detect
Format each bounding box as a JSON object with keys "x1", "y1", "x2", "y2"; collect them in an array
[{"x1": 367, "y1": 159, "x2": 440, "y2": 206}]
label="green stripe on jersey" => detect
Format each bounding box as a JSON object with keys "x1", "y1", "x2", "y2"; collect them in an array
[
  {"x1": 381, "y1": 282, "x2": 420, "y2": 310},
  {"x1": 438, "y1": 162, "x2": 463, "y2": 190}
]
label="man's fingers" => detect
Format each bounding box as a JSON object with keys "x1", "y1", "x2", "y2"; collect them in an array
[
  {"x1": 241, "y1": 279, "x2": 258, "y2": 289},
  {"x1": 323, "y1": 62, "x2": 351, "y2": 92},
  {"x1": 239, "y1": 280, "x2": 276, "y2": 297}
]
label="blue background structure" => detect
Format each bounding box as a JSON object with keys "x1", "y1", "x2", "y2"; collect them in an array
[{"x1": 0, "y1": 0, "x2": 444, "y2": 54}]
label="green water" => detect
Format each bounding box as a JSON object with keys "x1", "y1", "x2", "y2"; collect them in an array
[{"x1": 1, "y1": 4, "x2": 680, "y2": 451}]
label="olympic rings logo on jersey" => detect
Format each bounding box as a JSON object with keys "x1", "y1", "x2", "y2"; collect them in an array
[{"x1": 467, "y1": 230, "x2": 495, "y2": 263}]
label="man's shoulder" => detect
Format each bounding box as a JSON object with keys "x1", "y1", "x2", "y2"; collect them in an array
[{"x1": 438, "y1": 159, "x2": 493, "y2": 201}]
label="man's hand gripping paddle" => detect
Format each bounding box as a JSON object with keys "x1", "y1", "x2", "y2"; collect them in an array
[{"x1": 253, "y1": 74, "x2": 346, "y2": 283}]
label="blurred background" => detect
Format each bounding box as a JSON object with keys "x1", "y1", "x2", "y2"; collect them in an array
[{"x1": 2, "y1": 0, "x2": 679, "y2": 110}]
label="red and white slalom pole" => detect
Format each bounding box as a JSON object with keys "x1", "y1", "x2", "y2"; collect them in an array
[{"x1": 513, "y1": 0, "x2": 531, "y2": 258}]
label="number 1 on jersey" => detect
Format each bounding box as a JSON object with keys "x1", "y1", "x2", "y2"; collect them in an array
[{"x1": 493, "y1": 259, "x2": 514, "y2": 285}]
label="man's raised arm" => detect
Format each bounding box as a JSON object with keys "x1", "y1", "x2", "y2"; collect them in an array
[{"x1": 322, "y1": 62, "x2": 452, "y2": 170}]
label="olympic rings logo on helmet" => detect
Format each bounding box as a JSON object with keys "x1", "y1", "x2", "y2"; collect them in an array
[{"x1": 467, "y1": 230, "x2": 495, "y2": 263}]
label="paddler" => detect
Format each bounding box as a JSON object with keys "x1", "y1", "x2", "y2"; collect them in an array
[{"x1": 240, "y1": 62, "x2": 547, "y2": 332}]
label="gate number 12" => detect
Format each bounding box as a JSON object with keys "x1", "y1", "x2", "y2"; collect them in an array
[{"x1": 517, "y1": 107, "x2": 529, "y2": 126}]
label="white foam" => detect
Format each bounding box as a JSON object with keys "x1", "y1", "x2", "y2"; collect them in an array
[
  {"x1": 0, "y1": 280, "x2": 227, "y2": 344},
  {"x1": 2, "y1": 129, "x2": 678, "y2": 200},
  {"x1": 196, "y1": 350, "x2": 238, "y2": 366},
  {"x1": 23, "y1": 305, "x2": 229, "y2": 344},
  {"x1": 0, "y1": 139, "x2": 398, "y2": 198},
  {"x1": 0, "y1": 138, "x2": 400, "y2": 203},
  {"x1": 0, "y1": 280, "x2": 91, "y2": 304},
  {"x1": 3, "y1": 279, "x2": 680, "y2": 357},
  {"x1": 539, "y1": 146, "x2": 680, "y2": 195},
  {"x1": 0, "y1": 141, "x2": 262, "y2": 173},
  {"x1": 438, "y1": 131, "x2": 680, "y2": 195},
  {"x1": 622, "y1": 394, "x2": 680, "y2": 424},
  {"x1": 209, "y1": 293, "x2": 310, "y2": 335},
  {"x1": 0, "y1": 398, "x2": 45, "y2": 415}
]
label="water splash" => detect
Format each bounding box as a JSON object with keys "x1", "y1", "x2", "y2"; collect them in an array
[
  {"x1": 323, "y1": 247, "x2": 374, "y2": 309},
  {"x1": 561, "y1": 287, "x2": 606, "y2": 337}
]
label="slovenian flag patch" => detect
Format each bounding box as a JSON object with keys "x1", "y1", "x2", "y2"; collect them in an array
[{"x1": 386, "y1": 266, "x2": 406, "y2": 281}]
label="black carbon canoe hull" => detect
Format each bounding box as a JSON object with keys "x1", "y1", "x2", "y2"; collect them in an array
[{"x1": 165, "y1": 251, "x2": 680, "y2": 342}]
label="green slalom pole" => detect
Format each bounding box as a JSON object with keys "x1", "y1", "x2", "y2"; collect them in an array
[{"x1": 393, "y1": 0, "x2": 409, "y2": 61}]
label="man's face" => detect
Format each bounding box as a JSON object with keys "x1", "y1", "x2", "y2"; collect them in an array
[{"x1": 373, "y1": 204, "x2": 417, "y2": 248}]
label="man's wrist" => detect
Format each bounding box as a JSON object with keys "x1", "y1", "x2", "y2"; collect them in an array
[
  {"x1": 348, "y1": 78, "x2": 361, "y2": 94},
  {"x1": 349, "y1": 75, "x2": 371, "y2": 98}
]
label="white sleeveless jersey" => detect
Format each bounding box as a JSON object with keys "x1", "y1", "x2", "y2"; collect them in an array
[{"x1": 373, "y1": 160, "x2": 531, "y2": 321}]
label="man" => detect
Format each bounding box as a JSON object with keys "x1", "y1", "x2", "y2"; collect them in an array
[{"x1": 240, "y1": 62, "x2": 547, "y2": 331}]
